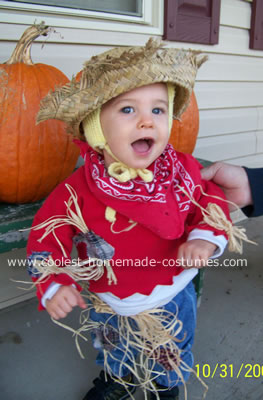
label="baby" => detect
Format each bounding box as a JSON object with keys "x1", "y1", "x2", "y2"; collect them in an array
[{"x1": 27, "y1": 39, "x2": 232, "y2": 400}]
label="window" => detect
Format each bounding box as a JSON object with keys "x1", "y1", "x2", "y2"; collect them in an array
[
  {"x1": 6, "y1": 0, "x2": 142, "y2": 16},
  {"x1": 0, "y1": 0, "x2": 161, "y2": 33},
  {"x1": 163, "y1": 0, "x2": 221, "y2": 45}
]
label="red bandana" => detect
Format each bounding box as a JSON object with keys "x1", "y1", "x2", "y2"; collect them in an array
[{"x1": 75, "y1": 140, "x2": 197, "y2": 240}]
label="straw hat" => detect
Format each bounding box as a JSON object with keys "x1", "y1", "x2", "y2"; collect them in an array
[{"x1": 37, "y1": 38, "x2": 207, "y2": 139}]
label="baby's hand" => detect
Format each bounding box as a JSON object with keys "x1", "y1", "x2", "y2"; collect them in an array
[
  {"x1": 46, "y1": 285, "x2": 87, "y2": 320},
  {"x1": 177, "y1": 239, "x2": 217, "y2": 269}
]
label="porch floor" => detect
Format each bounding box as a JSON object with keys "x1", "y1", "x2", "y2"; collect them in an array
[{"x1": 1, "y1": 216, "x2": 263, "y2": 400}]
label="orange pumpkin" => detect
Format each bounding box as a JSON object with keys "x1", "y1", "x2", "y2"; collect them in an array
[
  {"x1": 169, "y1": 91, "x2": 199, "y2": 154},
  {"x1": 0, "y1": 23, "x2": 79, "y2": 203}
]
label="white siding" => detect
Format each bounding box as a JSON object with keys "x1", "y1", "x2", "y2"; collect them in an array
[{"x1": 0, "y1": 0, "x2": 263, "y2": 167}]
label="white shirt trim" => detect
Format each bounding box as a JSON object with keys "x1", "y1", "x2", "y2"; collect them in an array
[
  {"x1": 41, "y1": 282, "x2": 62, "y2": 308},
  {"x1": 97, "y1": 268, "x2": 198, "y2": 316}
]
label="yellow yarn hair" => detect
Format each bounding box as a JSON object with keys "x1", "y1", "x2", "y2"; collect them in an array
[
  {"x1": 167, "y1": 82, "x2": 175, "y2": 133},
  {"x1": 82, "y1": 108, "x2": 106, "y2": 153}
]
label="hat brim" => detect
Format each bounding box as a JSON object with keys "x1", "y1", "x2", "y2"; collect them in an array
[{"x1": 37, "y1": 38, "x2": 207, "y2": 139}]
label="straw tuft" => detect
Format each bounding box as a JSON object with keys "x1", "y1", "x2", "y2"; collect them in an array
[{"x1": 52, "y1": 289, "x2": 208, "y2": 400}]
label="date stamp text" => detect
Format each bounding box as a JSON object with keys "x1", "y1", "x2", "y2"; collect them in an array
[{"x1": 196, "y1": 363, "x2": 263, "y2": 379}]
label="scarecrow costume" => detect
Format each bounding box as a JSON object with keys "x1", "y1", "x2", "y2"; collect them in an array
[{"x1": 27, "y1": 38, "x2": 249, "y2": 400}]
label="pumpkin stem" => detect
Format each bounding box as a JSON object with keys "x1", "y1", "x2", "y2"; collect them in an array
[{"x1": 5, "y1": 22, "x2": 50, "y2": 65}]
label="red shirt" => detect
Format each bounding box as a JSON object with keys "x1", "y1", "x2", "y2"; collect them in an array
[{"x1": 27, "y1": 144, "x2": 230, "y2": 309}]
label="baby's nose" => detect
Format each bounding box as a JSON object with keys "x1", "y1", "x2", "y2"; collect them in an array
[{"x1": 137, "y1": 113, "x2": 154, "y2": 129}]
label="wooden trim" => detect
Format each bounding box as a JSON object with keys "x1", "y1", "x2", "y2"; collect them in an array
[
  {"x1": 210, "y1": 0, "x2": 221, "y2": 44},
  {"x1": 250, "y1": 0, "x2": 263, "y2": 50},
  {"x1": 163, "y1": 0, "x2": 221, "y2": 45}
]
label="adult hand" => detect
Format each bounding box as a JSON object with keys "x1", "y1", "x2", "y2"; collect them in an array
[{"x1": 200, "y1": 162, "x2": 252, "y2": 210}]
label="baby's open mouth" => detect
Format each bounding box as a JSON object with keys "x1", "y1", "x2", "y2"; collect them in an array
[{"x1": 131, "y1": 138, "x2": 154, "y2": 153}]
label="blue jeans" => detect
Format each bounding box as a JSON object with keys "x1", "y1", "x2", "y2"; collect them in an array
[{"x1": 89, "y1": 282, "x2": 197, "y2": 388}]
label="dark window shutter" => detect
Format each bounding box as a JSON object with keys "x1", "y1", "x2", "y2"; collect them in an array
[
  {"x1": 163, "y1": 0, "x2": 221, "y2": 45},
  {"x1": 250, "y1": 0, "x2": 263, "y2": 50}
]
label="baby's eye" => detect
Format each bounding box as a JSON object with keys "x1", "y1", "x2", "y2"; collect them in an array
[
  {"x1": 121, "y1": 106, "x2": 134, "y2": 114},
  {"x1": 152, "y1": 107, "x2": 163, "y2": 115}
]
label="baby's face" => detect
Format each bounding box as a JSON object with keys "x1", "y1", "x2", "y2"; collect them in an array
[{"x1": 100, "y1": 83, "x2": 170, "y2": 170}]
